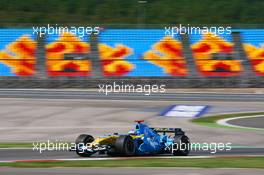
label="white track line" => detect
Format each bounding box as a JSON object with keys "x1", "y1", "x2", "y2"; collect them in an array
[
  {"x1": 0, "y1": 160, "x2": 13, "y2": 163},
  {"x1": 217, "y1": 115, "x2": 264, "y2": 131},
  {"x1": 56, "y1": 156, "x2": 212, "y2": 161},
  {"x1": 54, "y1": 155, "x2": 264, "y2": 161},
  {"x1": 0, "y1": 148, "x2": 31, "y2": 150}
]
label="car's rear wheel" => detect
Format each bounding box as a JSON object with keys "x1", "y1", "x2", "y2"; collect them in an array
[
  {"x1": 106, "y1": 147, "x2": 118, "y2": 156},
  {"x1": 75, "y1": 134, "x2": 94, "y2": 157},
  {"x1": 172, "y1": 135, "x2": 190, "y2": 156},
  {"x1": 114, "y1": 135, "x2": 135, "y2": 156}
]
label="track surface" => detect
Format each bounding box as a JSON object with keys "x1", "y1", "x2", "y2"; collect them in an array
[
  {"x1": 1, "y1": 148, "x2": 264, "y2": 162},
  {"x1": 0, "y1": 89, "x2": 263, "y2": 174},
  {"x1": 0, "y1": 89, "x2": 264, "y2": 101},
  {"x1": 228, "y1": 116, "x2": 264, "y2": 129},
  {"x1": 1, "y1": 98, "x2": 263, "y2": 142}
]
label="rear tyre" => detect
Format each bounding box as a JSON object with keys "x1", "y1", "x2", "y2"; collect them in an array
[
  {"x1": 106, "y1": 147, "x2": 118, "y2": 156},
  {"x1": 172, "y1": 135, "x2": 190, "y2": 156},
  {"x1": 75, "y1": 134, "x2": 94, "y2": 157},
  {"x1": 114, "y1": 135, "x2": 135, "y2": 156}
]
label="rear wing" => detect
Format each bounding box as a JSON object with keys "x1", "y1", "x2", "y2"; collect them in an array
[{"x1": 151, "y1": 128, "x2": 185, "y2": 135}]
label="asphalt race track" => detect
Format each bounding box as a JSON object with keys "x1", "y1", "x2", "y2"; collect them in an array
[
  {"x1": 1, "y1": 148, "x2": 264, "y2": 162},
  {"x1": 0, "y1": 89, "x2": 263, "y2": 174},
  {"x1": 0, "y1": 89, "x2": 264, "y2": 101},
  {"x1": 227, "y1": 116, "x2": 264, "y2": 129}
]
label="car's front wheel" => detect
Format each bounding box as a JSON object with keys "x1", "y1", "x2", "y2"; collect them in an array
[{"x1": 75, "y1": 134, "x2": 94, "y2": 157}]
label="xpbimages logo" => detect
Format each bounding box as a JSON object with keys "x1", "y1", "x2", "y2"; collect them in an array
[
  {"x1": 167, "y1": 141, "x2": 232, "y2": 154},
  {"x1": 165, "y1": 24, "x2": 232, "y2": 37},
  {"x1": 32, "y1": 24, "x2": 101, "y2": 37},
  {"x1": 98, "y1": 82, "x2": 166, "y2": 95}
]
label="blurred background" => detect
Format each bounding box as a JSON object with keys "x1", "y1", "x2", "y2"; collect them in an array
[
  {"x1": 0, "y1": 0, "x2": 263, "y2": 88},
  {"x1": 0, "y1": 0, "x2": 263, "y2": 24}
]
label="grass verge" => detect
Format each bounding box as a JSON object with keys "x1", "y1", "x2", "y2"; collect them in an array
[
  {"x1": 0, "y1": 142, "x2": 33, "y2": 148},
  {"x1": 191, "y1": 112, "x2": 264, "y2": 130},
  {"x1": 0, "y1": 157, "x2": 263, "y2": 168}
]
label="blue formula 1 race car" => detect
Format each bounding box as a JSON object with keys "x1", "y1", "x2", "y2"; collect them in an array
[{"x1": 73, "y1": 120, "x2": 190, "y2": 157}]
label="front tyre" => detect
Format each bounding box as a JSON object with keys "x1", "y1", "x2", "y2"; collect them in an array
[{"x1": 75, "y1": 134, "x2": 94, "y2": 157}]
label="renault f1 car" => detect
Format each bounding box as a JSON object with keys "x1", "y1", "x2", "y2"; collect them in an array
[{"x1": 72, "y1": 120, "x2": 190, "y2": 157}]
